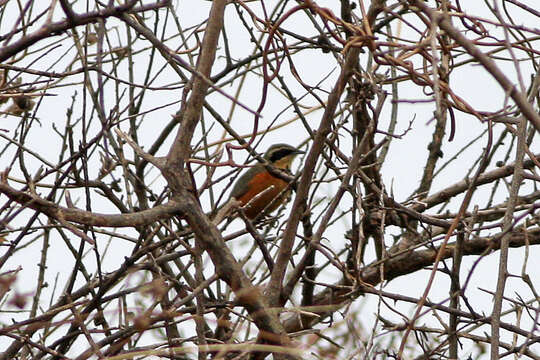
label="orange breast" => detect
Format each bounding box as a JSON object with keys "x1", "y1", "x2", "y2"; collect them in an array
[{"x1": 235, "y1": 171, "x2": 290, "y2": 219}]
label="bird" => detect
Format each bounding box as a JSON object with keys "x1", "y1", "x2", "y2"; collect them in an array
[{"x1": 214, "y1": 143, "x2": 304, "y2": 222}]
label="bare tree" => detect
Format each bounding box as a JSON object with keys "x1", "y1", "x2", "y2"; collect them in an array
[{"x1": 0, "y1": 1, "x2": 538, "y2": 359}]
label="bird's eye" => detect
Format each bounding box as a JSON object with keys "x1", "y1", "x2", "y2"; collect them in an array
[{"x1": 270, "y1": 149, "x2": 294, "y2": 162}]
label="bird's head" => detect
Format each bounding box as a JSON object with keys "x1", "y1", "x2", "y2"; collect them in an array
[{"x1": 263, "y1": 143, "x2": 305, "y2": 170}]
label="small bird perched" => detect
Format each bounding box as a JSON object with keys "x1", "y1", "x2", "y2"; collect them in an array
[{"x1": 213, "y1": 143, "x2": 304, "y2": 222}]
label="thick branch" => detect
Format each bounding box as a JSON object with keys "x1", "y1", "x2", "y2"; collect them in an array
[
  {"x1": 164, "y1": 0, "x2": 225, "y2": 182},
  {"x1": 0, "y1": 183, "x2": 182, "y2": 228},
  {"x1": 283, "y1": 227, "x2": 540, "y2": 332},
  {"x1": 0, "y1": 1, "x2": 170, "y2": 63},
  {"x1": 266, "y1": 46, "x2": 362, "y2": 307},
  {"x1": 415, "y1": 154, "x2": 540, "y2": 212}
]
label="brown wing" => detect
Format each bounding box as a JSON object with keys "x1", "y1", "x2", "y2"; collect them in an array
[
  {"x1": 230, "y1": 166, "x2": 289, "y2": 219},
  {"x1": 230, "y1": 165, "x2": 264, "y2": 200}
]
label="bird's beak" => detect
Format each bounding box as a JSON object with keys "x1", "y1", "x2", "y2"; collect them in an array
[{"x1": 293, "y1": 149, "x2": 305, "y2": 155}]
